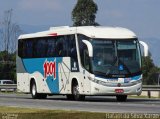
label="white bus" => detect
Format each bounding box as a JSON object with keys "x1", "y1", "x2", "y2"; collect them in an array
[{"x1": 17, "y1": 26, "x2": 144, "y2": 101}]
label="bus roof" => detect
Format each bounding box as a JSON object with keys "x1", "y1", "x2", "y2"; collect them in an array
[{"x1": 18, "y1": 26, "x2": 137, "y2": 39}]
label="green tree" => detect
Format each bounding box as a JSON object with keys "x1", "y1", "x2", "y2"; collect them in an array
[
  {"x1": 0, "y1": 51, "x2": 16, "y2": 82},
  {"x1": 0, "y1": 9, "x2": 21, "y2": 83},
  {"x1": 142, "y1": 56, "x2": 160, "y2": 85},
  {"x1": 72, "y1": 0, "x2": 99, "y2": 26}
]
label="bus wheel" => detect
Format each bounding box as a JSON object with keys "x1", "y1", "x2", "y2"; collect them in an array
[
  {"x1": 31, "y1": 81, "x2": 47, "y2": 99},
  {"x1": 39, "y1": 93, "x2": 47, "y2": 99},
  {"x1": 116, "y1": 95, "x2": 127, "y2": 102},
  {"x1": 72, "y1": 82, "x2": 85, "y2": 101},
  {"x1": 66, "y1": 95, "x2": 74, "y2": 100}
]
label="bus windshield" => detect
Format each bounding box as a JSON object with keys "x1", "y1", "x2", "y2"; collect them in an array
[{"x1": 91, "y1": 38, "x2": 141, "y2": 78}]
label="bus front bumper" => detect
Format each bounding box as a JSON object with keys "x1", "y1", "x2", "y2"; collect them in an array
[{"x1": 90, "y1": 81, "x2": 142, "y2": 96}]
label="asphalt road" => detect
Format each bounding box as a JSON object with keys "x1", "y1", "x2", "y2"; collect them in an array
[{"x1": 0, "y1": 93, "x2": 160, "y2": 113}]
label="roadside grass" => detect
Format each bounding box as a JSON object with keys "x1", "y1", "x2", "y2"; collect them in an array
[
  {"x1": 128, "y1": 95, "x2": 159, "y2": 99},
  {"x1": 0, "y1": 106, "x2": 106, "y2": 119},
  {"x1": 0, "y1": 106, "x2": 51, "y2": 113},
  {"x1": 0, "y1": 106, "x2": 160, "y2": 119}
]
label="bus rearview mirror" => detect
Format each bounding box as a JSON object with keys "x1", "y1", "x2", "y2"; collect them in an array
[
  {"x1": 82, "y1": 40, "x2": 93, "y2": 57},
  {"x1": 139, "y1": 41, "x2": 148, "y2": 57}
]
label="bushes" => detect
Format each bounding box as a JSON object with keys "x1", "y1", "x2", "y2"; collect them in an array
[
  {"x1": 0, "y1": 51, "x2": 16, "y2": 83},
  {"x1": 142, "y1": 56, "x2": 160, "y2": 85}
]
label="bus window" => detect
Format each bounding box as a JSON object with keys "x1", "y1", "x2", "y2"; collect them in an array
[
  {"x1": 68, "y1": 35, "x2": 77, "y2": 60},
  {"x1": 46, "y1": 38, "x2": 56, "y2": 57},
  {"x1": 25, "y1": 40, "x2": 33, "y2": 58},
  {"x1": 67, "y1": 35, "x2": 79, "y2": 72},
  {"x1": 18, "y1": 39, "x2": 24, "y2": 58},
  {"x1": 34, "y1": 39, "x2": 47, "y2": 58},
  {"x1": 56, "y1": 38, "x2": 63, "y2": 57}
]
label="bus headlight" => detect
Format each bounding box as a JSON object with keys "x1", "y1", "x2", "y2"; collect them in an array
[
  {"x1": 88, "y1": 76, "x2": 99, "y2": 83},
  {"x1": 88, "y1": 75, "x2": 100, "y2": 84},
  {"x1": 88, "y1": 76, "x2": 115, "y2": 86},
  {"x1": 130, "y1": 79, "x2": 142, "y2": 84}
]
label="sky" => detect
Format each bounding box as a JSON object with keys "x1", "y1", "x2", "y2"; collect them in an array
[
  {"x1": 0, "y1": 0, "x2": 160, "y2": 39},
  {"x1": 0, "y1": 0, "x2": 160, "y2": 66}
]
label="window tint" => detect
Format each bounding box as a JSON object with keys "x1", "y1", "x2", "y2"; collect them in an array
[
  {"x1": 56, "y1": 37, "x2": 64, "y2": 57},
  {"x1": 18, "y1": 35, "x2": 77, "y2": 58},
  {"x1": 68, "y1": 35, "x2": 77, "y2": 60},
  {"x1": 34, "y1": 39, "x2": 47, "y2": 57},
  {"x1": 18, "y1": 39, "x2": 24, "y2": 57},
  {"x1": 18, "y1": 39, "x2": 34, "y2": 58},
  {"x1": 46, "y1": 39, "x2": 56, "y2": 57}
]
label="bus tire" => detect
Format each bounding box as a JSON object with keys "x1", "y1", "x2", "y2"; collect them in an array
[
  {"x1": 31, "y1": 81, "x2": 47, "y2": 99},
  {"x1": 66, "y1": 95, "x2": 74, "y2": 100},
  {"x1": 39, "y1": 94, "x2": 47, "y2": 99},
  {"x1": 72, "y1": 81, "x2": 85, "y2": 101},
  {"x1": 116, "y1": 95, "x2": 127, "y2": 102}
]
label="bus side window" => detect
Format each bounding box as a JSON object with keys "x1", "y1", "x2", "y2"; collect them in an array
[
  {"x1": 68, "y1": 35, "x2": 77, "y2": 61},
  {"x1": 46, "y1": 38, "x2": 56, "y2": 57},
  {"x1": 34, "y1": 39, "x2": 46, "y2": 58},
  {"x1": 56, "y1": 37, "x2": 64, "y2": 57},
  {"x1": 63, "y1": 36, "x2": 69, "y2": 57},
  {"x1": 18, "y1": 39, "x2": 24, "y2": 58},
  {"x1": 25, "y1": 40, "x2": 33, "y2": 58}
]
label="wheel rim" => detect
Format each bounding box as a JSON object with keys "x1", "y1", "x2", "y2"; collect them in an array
[
  {"x1": 32, "y1": 84, "x2": 36, "y2": 96},
  {"x1": 73, "y1": 85, "x2": 79, "y2": 96}
]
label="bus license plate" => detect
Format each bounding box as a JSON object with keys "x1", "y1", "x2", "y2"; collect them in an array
[{"x1": 115, "y1": 89, "x2": 124, "y2": 93}]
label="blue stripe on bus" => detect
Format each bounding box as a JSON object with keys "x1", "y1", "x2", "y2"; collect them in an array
[
  {"x1": 22, "y1": 57, "x2": 62, "y2": 93},
  {"x1": 131, "y1": 75, "x2": 141, "y2": 80}
]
